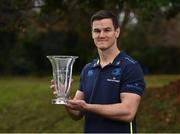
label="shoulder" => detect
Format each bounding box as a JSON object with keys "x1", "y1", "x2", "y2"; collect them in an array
[
  {"x1": 120, "y1": 52, "x2": 144, "y2": 78},
  {"x1": 116, "y1": 51, "x2": 138, "y2": 67},
  {"x1": 120, "y1": 53, "x2": 141, "y2": 71},
  {"x1": 122, "y1": 54, "x2": 138, "y2": 65},
  {"x1": 81, "y1": 58, "x2": 98, "y2": 73},
  {"x1": 83, "y1": 59, "x2": 96, "y2": 69}
]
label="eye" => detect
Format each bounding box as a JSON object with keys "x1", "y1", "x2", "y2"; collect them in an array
[
  {"x1": 93, "y1": 29, "x2": 101, "y2": 33},
  {"x1": 104, "y1": 28, "x2": 111, "y2": 32}
]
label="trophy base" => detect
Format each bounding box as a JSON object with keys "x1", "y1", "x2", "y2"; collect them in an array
[{"x1": 52, "y1": 98, "x2": 67, "y2": 105}]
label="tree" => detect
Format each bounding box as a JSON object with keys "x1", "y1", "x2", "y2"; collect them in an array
[{"x1": 1, "y1": 0, "x2": 180, "y2": 75}]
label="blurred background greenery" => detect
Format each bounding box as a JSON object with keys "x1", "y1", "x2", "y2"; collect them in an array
[
  {"x1": 0, "y1": 0, "x2": 180, "y2": 132},
  {"x1": 1, "y1": 0, "x2": 180, "y2": 75}
]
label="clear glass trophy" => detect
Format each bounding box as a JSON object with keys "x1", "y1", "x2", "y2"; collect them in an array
[{"x1": 47, "y1": 56, "x2": 78, "y2": 104}]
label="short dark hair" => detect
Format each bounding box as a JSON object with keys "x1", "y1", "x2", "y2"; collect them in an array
[{"x1": 90, "y1": 10, "x2": 119, "y2": 29}]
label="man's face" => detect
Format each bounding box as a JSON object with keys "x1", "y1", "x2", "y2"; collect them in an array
[{"x1": 92, "y1": 18, "x2": 120, "y2": 51}]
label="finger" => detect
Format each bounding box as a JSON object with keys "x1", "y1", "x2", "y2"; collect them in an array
[
  {"x1": 67, "y1": 100, "x2": 78, "y2": 105},
  {"x1": 65, "y1": 105, "x2": 75, "y2": 110},
  {"x1": 65, "y1": 102, "x2": 80, "y2": 110},
  {"x1": 50, "y1": 85, "x2": 55, "y2": 90},
  {"x1": 64, "y1": 103, "x2": 71, "y2": 107},
  {"x1": 51, "y1": 79, "x2": 54, "y2": 84},
  {"x1": 53, "y1": 91, "x2": 57, "y2": 95}
]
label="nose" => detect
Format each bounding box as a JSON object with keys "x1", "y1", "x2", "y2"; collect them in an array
[{"x1": 99, "y1": 31, "x2": 105, "y2": 38}]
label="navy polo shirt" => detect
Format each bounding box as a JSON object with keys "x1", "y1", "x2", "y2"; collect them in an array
[{"x1": 79, "y1": 51, "x2": 145, "y2": 133}]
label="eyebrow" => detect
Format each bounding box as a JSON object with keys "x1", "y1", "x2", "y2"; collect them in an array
[
  {"x1": 104, "y1": 27, "x2": 112, "y2": 30},
  {"x1": 93, "y1": 27, "x2": 112, "y2": 31}
]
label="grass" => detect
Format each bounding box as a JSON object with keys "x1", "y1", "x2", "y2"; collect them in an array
[
  {"x1": 139, "y1": 75, "x2": 180, "y2": 132},
  {"x1": 144, "y1": 74, "x2": 180, "y2": 88},
  {"x1": 0, "y1": 74, "x2": 180, "y2": 132},
  {"x1": 0, "y1": 76, "x2": 83, "y2": 132}
]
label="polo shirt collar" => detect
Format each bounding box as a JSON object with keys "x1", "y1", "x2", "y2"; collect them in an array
[
  {"x1": 91, "y1": 51, "x2": 126, "y2": 68},
  {"x1": 91, "y1": 58, "x2": 100, "y2": 68},
  {"x1": 112, "y1": 51, "x2": 126, "y2": 66}
]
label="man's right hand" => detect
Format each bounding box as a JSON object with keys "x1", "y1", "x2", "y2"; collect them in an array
[{"x1": 50, "y1": 79, "x2": 57, "y2": 96}]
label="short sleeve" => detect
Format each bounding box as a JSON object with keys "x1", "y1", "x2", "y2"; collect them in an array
[
  {"x1": 78, "y1": 64, "x2": 89, "y2": 92},
  {"x1": 120, "y1": 62, "x2": 145, "y2": 96},
  {"x1": 78, "y1": 69, "x2": 85, "y2": 92}
]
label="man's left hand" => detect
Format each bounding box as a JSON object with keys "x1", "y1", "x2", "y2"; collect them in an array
[{"x1": 65, "y1": 100, "x2": 88, "y2": 111}]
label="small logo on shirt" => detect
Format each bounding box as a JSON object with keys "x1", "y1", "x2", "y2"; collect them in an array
[
  {"x1": 106, "y1": 68, "x2": 121, "y2": 83},
  {"x1": 107, "y1": 77, "x2": 120, "y2": 83},
  {"x1": 112, "y1": 68, "x2": 121, "y2": 76},
  {"x1": 126, "y1": 83, "x2": 143, "y2": 91},
  {"x1": 88, "y1": 70, "x2": 94, "y2": 77}
]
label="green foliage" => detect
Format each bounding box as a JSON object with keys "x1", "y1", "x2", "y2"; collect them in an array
[
  {"x1": 0, "y1": 0, "x2": 180, "y2": 75},
  {"x1": 121, "y1": 15, "x2": 180, "y2": 74},
  {"x1": 0, "y1": 32, "x2": 17, "y2": 75},
  {"x1": 0, "y1": 0, "x2": 34, "y2": 32}
]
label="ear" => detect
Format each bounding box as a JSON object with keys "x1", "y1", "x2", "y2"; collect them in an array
[
  {"x1": 115, "y1": 27, "x2": 120, "y2": 38},
  {"x1": 92, "y1": 30, "x2": 95, "y2": 39}
]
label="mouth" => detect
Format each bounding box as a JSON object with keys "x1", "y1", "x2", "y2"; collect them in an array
[{"x1": 97, "y1": 40, "x2": 108, "y2": 42}]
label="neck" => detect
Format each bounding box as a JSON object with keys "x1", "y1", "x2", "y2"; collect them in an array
[{"x1": 98, "y1": 45, "x2": 120, "y2": 67}]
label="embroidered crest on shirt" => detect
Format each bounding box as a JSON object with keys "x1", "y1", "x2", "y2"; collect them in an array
[
  {"x1": 112, "y1": 68, "x2": 121, "y2": 76},
  {"x1": 87, "y1": 70, "x2": 94, "y2": 77},
  {"x1": 107, "y1": 68, "x2": 121, "y2": 82}
]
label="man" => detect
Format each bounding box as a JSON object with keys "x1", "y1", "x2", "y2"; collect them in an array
[{"x1": 51, "y1": 10, "x2": 145, "y2": 133}]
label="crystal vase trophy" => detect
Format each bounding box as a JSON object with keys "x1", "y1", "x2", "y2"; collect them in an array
[{"x1": 47, "y1": 56, "x2": 78, "y2": 104}]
